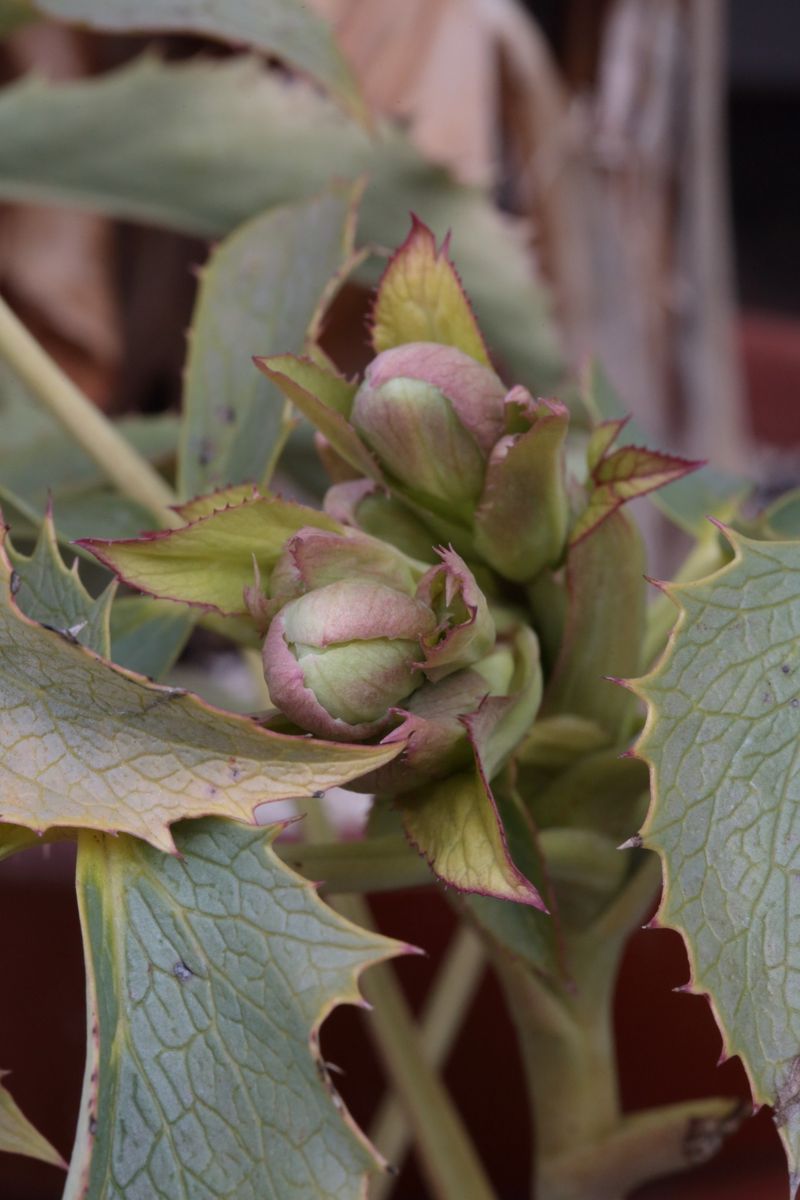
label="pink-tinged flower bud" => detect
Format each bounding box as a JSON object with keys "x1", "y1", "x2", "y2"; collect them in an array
[
  {"x1": 269, "y1": 526, "x2": 422, "y2": 605},
  {"x1": 351, "y1": 342, "x2": 507, "y2": 515},
  {"x1": 416, "y1": 548, "x2": 495, "y2": 681},
  {"x1": 263, "y1": 579, "x2": 438, "y2": 741}
]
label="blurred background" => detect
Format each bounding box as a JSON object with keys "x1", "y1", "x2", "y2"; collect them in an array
[{"x1": 0, "y1": 0, "x2": 798, "y2": 1197}]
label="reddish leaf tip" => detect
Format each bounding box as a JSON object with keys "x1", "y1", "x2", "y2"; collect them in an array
[{"x1": 603, "y1": 674, "x2": 632, "y2": 690}]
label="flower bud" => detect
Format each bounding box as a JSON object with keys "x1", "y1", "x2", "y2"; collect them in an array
[
  {"x1": 416, "y1": 548, "x2": 495, "y2": 681},
  {"x1": 263, "y1": 579, "x2": 438, "y2": 741},
  {"x1": 269, "y1": 526, "x2": 421, "y2": 605},
  {"x1": 351, "y1": 342, "x2": 507, "y2": 515}
]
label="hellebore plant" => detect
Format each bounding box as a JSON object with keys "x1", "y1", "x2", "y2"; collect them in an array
[{"x1": 2, "y1": 206, "x2": 800, "y2": 1200}]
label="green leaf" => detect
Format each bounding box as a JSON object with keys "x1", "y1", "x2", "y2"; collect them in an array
[
  {"x1": 254, "y1": 356, "x2": 377, "y2": 481},
  {"x1": 8, "y1": 513, "x2": 112, "y2": 654},
  {"x1": 0, "y1": 362, "x2": 178, "y2": 541},
  {"x1": 0, "y1": 530, "x2": 400, "y2": 850},
  {"x1": 583, "y1": 360, "x2": 751, "y2": 537},
  {"x1": 371, "y1": 217, "x2": 491, "y2": 366},
  {"x1": 461, "y1": 785, "x2": 560, "y2": 976},
  {"x1": 400, "y1": 759, "x2": 544, "y2": 908},
  {"x1": 68, "y1": 820, "x2": 405, "y2": 1199},
  {"x1": 173, "y1": 484, "x2": 261, "y2": 524},
  {"x1": 634, "y1": 530, "x2": 800, "y2": 1185},
  {"x1": 0, "y1": 56, "x2": 562, "y2": 391},
  {"x1": 570, "y1": 445, "x2": 702, "y2": 546},
  {"x1": 81, "y1": 496, "x2": 342, "y2": 616},
  {"x1": 179, "y1": 189, "x2": 359, "y2": 499},
  {"x1": 757, "y1": 489, "x2": 800, "y2": 540},
  {"x1": 109, "y1": 596, "x2": 192, "y2": 679},
  {"x1": 473, "y1": 399, "x2": 569, "y2": 582},
  {"x1": 35, "y1": 0, "x2": 366, "y2": 123},
  {"x1": 0, "y1": 1071, "x2": 65, "y2": 1168},
  {"x1": 542, "y1": 511, "x2": 645, "y2": 741}
]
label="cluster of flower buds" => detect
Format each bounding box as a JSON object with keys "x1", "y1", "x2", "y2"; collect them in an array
[{"x1": 82, "y1": 218, "x2": 696, "y2": 906}]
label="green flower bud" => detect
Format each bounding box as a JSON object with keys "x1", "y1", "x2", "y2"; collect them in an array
[
  {"x1": 352, "y1": 342, "x2": 507, "y2": 516},
  {"x1": 263, "y1": 578, "x2": 437, "y2": 741}
]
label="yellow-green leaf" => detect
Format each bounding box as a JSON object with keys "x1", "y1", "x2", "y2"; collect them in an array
[
  {"x1": 371, "y1": 217, "x2": 491, "y2": 366},
  {"x1": 401, "y1": 762, "x2": 544, "y2": 908},
  {"x1": 80, "y1": 496, "x2": 342, "y2": 616},
  {"x1": 0, "y1": 531, "x2": 399, "y2": 851},
  {"x1": 0, "y1": 1072, "x2": 65, "y2": 1168}
]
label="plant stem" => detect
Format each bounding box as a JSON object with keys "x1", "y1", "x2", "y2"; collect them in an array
[
  {"x1": 488, "y1": 855, "x2": 665, "y2": 1200},
  {"x1": 276, "y1": 834, "x2": 432, "y2": 894},
  {"x1": 538, "y1": 1096, "x2": 748, "y2": 1200},
  {"x1": 0, "y1": 293, "x2": 180, "y2": 526},
  {"x1": 368, "y1": 927, "x2": 485, "y2": 1200},
  {"x1": 495, "y1": 946, "x2": 621, "y2": 1200},
  {"x1": 298, "y1": 799, "x2": 494, "y2": 1200},
  {"x1": 336, "y1": 893, "x2": 496, "y2": 1200}
]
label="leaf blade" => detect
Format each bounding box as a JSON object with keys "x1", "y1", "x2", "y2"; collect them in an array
[
  {"x1": 36, "y1": 0, "x2": 366, "y2": 122},
  {"x1": 0, "y1": 1073, "x2": 65, "y2": 1169},
  {"x1": 635, "y1": 531, "x2": 800, "y2": 1181},
  {"x1": 80, "y1": 496, "x2": 342, "y2": 616},
  {"x1": 0, "y1": 528, "x2": 399, "y2": 850},
  {"x1": 68, "y1": 820, "x2": 406, "y2": 1199},
  {"x1": 178, "y1": 189, "x2": 358, "y2": 499},
  {"x1": 0, "y1": 57, "x2": 562, "y2": 391}
]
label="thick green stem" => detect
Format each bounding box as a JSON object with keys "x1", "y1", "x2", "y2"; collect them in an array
[
  {"x1": 277, "y1": 834, "x2": 432, "y2": 894},
  {"x1": 0, "y1": 293, "x2": 180, "y2": 526},
  {"x1": 489, "y1": 856, "x2": 665, "y2": 1200},
  {"x1": 495, "y1": 946, "x2": 621, "y2": 1200}
]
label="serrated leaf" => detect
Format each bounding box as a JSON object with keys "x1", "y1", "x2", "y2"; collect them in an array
[
  {"x1": 0, "y1": 1072, "x2": 65, "y2": 1168},
  {"x1": 172, "y1": 484, "x2": 261, "y2": 525},
  {"x1": 0, "y1": 530, "x2": 399, "y2": 850},
  {"x1": 570, "y1": 446, "x2": 701, "y2": 545},
  {"x1": 8, "y1": 513, "x2": 112, "y2": 654},
  {"x1": 35, "y1": 0, "x2": 366, "y2": 123},
  {"x1": 67, "y1": 819, "x2": 405, "y2": 1199},
  {"x1": 635, "y1": 531, "x2": 800, "y2": 1183},
  {"x1": 81, "y1": 496, "x2": 342, "y2": 616},
  {"x1": 370, "y1": 217, "x2": 490, "y2": 366},
  {"x1": 0, "y1": 56, "x2": 562, "y2": 390},
  {"x1": 178, "y1": 189, "x2": 358, "y2": 499},
  {"x1": 583, "y1": 359, "x2": 751, "y2": 537},
  {"x1": 461, "y1": 785, "x2": 560, "y2": 975},
  {"x1": 400, "y1": 753, "x2": 544, "y2": 908},
  {"x1": 109, "y1": 596, "x2": 192, "y2": 679}
]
